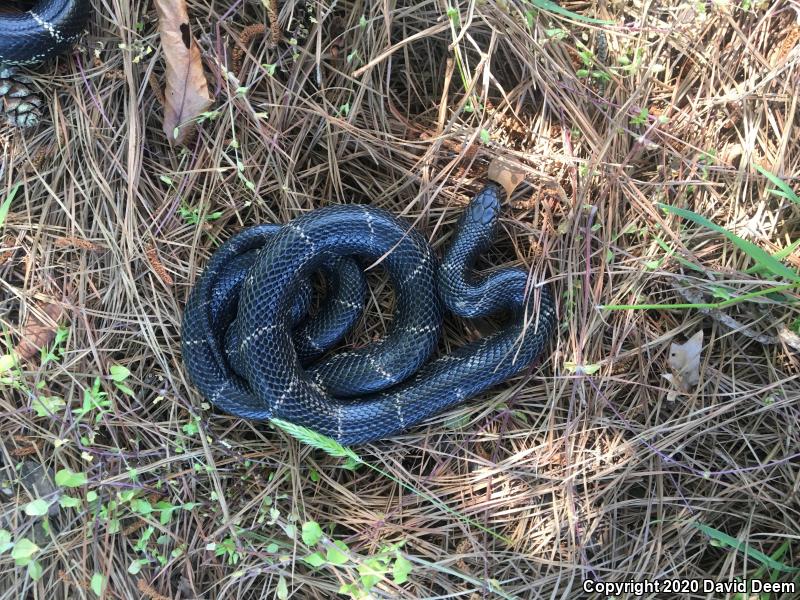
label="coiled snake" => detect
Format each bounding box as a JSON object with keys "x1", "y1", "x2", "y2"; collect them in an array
[
  {"x1": 182, "y1": 184, "x2": 556, "y2": 445},
  {"x1": 0, "y1": 0, "x2": 90, "y2": 65}
]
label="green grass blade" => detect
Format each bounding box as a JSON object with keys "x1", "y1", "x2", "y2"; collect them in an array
[
  {"x1": 692, "y1": 523, "x2": 798, "y2": 573},
  {"x1": 755, "y1": 165, "x2": 800, "y2": 205},
  {"x1": 599, "y1": 282, "x2": 800, "y2": 311},
  {"x1": 658, "y1": 203, "x2": 800, "y2": 283},
  {"x1": 772, "y1": 238, "x2": 800, "y2": 261},
  {"x1": 532, "y1": 0, "x2": 614, "y2": 24},
  {"x1": 271, "y1": 418, "x2": 361, "y2": 463},
  {"x1": 751, "y1": 540, "x2": 791, "y2": 581},
  {"x1": 747, "y1": 238, "x2": 800, "y2": 275},
  {"x1": 0, "y1": 183, "x2": 21, "y2": 229}
]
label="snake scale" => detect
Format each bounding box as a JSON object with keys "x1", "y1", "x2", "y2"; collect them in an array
[
  {"x1": 0, "y1": 0, "x2": 90, "y2": 65},
  {"x1": 182, "y1": 184, "x2": 556, "y2": 445}
]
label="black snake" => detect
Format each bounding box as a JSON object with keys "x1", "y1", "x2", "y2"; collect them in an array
[
  {"x1": 0, "y1": 0, "x2": 89, "y2": 65},
  {"x1": 0, "y1": 0, "x2": 90, "y2": 126},
  {"x1": 182, "y1": 184, "x2": 556, "y2": 445}
]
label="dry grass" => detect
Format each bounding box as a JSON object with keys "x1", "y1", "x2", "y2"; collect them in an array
[{"x1": 1, "y1": 0, "x2": 799, "y2": 598}]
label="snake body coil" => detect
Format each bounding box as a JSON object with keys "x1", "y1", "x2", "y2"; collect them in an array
[
  {"x1": 0, "y1": 0, "x2": 90, "y2": 65},
  {"x1": 1, "y1": 0, "x2": 90, "y2": 126},
  {"x1": 183, "y1": 184, "x2": 556, "y2": 445}
]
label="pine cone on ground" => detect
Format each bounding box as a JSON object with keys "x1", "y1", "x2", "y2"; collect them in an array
[{"x1": 0, "y1": 66, "x2": 42, "y2": 128}]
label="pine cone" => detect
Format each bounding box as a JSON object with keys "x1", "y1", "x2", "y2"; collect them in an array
[{"x1": 0, "y1": 67, "x2": 42, "y2": 128}]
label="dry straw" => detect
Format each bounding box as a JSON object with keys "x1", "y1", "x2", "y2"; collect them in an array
[{"x1": 0, "y1": 1, "x2": 798, "y2": 599}]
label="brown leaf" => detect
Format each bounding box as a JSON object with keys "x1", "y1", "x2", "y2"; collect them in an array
[
  {"x1": 155, "y1": 0, "x2": 213, "y2": 145},
  {"x1": 14, "y1": 301, "x2": 63, "y2": 362},
  {"x1": 488, "y1": 157, "x2": 526, "y2": 197}
]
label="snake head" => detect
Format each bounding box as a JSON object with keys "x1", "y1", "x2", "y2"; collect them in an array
[{"x1": 464, "y1": 183, "x2": 502, "y2": 226}]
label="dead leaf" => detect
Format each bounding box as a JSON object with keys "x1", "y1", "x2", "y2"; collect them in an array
[
  {"x1": 488, "y1": 157, "x2": 526, "y2": 197},
  {"x1": 155, "y1": 0, "x2": 213, "y2": 145},
  {"x1": 662, "y1": 330, "x2": 703, "y2": 399},
  {"x1": 14, "y1": 301, "x2": 63, "y2": 362}
]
